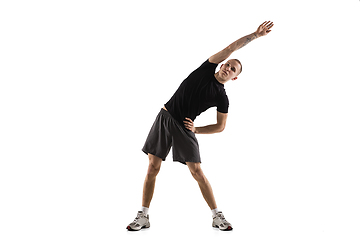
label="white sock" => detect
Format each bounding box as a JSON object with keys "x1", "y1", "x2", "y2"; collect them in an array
[
  {"x1": 141, "y1": 206, "x2": 149, "y2": 215},
  {"x1": 211, "y1": 208, "x2": 219, "y2": 218}
]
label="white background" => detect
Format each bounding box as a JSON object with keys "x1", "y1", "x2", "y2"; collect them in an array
[{"x1": 1, "y1": 0, "x2": 360, "y2": 239}]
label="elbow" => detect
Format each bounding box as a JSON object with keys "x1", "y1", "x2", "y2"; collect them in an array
[{"x1": 218, "y1": 124, "x2": 226, "y2": 133}]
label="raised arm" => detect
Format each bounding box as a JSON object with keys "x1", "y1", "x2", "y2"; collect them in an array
[{"x1": 209, "y1": 21, "x2": 274, "y2": 64}]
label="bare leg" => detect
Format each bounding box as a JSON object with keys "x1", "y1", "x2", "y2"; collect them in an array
[
  {"x1": 142, "y1": 154, "x2": 162, "y2": 208},
  {"x1": 187, "y1": 162, "x2": 217, "y2": 210}
]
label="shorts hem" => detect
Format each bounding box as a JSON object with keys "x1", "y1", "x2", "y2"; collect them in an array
[
  {"x1": 142, "y1": 149, "x2": 166, "y2": 161},
  {"x1": 173, "y1": 158, "x2": 201, "y2": 165}
]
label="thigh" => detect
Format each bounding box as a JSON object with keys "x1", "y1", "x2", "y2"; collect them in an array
[
  {"x1": 142, "y1": 110, "x2": 172, "y2": 160},
  {"x1": 171, "y1": 127, "x2": 201, "y2": 164}
]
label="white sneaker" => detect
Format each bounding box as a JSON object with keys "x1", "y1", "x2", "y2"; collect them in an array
[
  {"x1": 126, "y1": 211, "x2": 150, "y2": 231},
  {"x1": 212, "y1": 212, "x2": 233, "y2": 231}
]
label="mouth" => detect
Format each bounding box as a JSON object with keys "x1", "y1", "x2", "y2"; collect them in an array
[{"x1": 222, "y1": 70, "x2": 227, "y2": 76}]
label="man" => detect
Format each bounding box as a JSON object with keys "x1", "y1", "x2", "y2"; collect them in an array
[{"x1": 127, "y1": 21, "x2": 274, "y2": 231}]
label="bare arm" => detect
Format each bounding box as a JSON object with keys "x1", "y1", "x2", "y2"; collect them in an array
[
  {"x1": 184, "y1": 111, "x2": 228, "y2": 134},
  {"x1": 209, "y1": 21, "x2": 274, "y2": 64}
]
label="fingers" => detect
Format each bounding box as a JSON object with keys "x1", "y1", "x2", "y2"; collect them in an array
[
  {"x1": 259, "y1": 21, "x2": 274, "y2": 35},
  {"x1": 183, "y1": 118, "x2": 194, "y2": 131},
  {"x1": 266, "y1": 22, "x2": 274, "y2": 33},
  {"x1": 183, "y1": 120, "x2": 193, "y2": 127},
  {"x1": 183, "y1": 121, "x2": 191, "y2": 126},
  {"x1": 261, "y1": 21, "x2": 274, "y2": 29},
  {"x1": 267, "y1": 22, "x2": 274, "y2": 29},
  {"x1": 184, "y1": 124, "x2": 192, "y2": 131}
]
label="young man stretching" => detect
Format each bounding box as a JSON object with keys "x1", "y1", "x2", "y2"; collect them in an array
[{"x1": 127, "y1": 21, "x2": 274, "y2": 231}]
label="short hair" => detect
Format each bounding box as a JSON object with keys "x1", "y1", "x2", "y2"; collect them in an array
[{"x1": 233, "y1": 59, "x2": 243, "y2": 74}]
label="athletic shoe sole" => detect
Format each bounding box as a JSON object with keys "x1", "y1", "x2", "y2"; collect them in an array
[
  {"x1": 213, "y1": 224, "x2": 233, "y2": 231},
  {"x1": 126, "y1": 223, "x2": 150, "y2": 231}
]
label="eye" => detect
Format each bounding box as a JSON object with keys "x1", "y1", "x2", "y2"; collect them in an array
[{"x1": 231, "y1": 67, "x2": 236, "y2": 72}]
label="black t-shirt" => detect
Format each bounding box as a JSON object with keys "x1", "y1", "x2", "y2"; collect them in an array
[{"x1": 165, "y1": 59, "x2": 229, "y2": 126}]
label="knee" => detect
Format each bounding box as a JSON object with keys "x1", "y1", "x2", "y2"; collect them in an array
[
  {"x1": 147, "y1": 163, "x2": 160, "y2": 178},
  {"x1": 190, "y1": 168, "x2": 206, "y2": 183},
  {"x1": 146, "y1": 155, "x2": 161, "y2": 179}
]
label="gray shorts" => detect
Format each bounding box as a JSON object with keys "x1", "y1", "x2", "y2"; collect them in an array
[{"x1": 142, "y1": 109, "x2": 201, "y2": 165}]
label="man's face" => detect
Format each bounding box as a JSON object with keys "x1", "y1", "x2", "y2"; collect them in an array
[{"x1": 219, "y1": 59, "x2": 241, "y2": 81}]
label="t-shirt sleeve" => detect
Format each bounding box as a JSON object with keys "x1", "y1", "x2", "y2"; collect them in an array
[
  {"x1": 198, "y1": 59, "x2": 218, "y2": 70},
  {"x1": 216, "y1": 94, "x2": 229, "y2": 113},
  {"x1": 186, "y1": 59, "x2": 218, "y2": 82}
]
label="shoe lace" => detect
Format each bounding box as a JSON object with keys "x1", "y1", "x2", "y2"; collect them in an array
[
  {"x1": 132, "y1": 212, "x2": 142, "y2": 223},
  {"x1": 218, "y1": 213, "x2": 229, "y2": 224}
]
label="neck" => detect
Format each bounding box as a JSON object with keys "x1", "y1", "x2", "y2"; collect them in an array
[{"x1": 214, "y1": 72, "x2": 227, "y2": 85}]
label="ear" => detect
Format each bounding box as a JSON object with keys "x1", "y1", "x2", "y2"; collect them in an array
[{"x1": 232, "y1": 77, "x2": 238, "y2": 81}]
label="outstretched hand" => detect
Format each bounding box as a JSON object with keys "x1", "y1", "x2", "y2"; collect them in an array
[{"x1": 255, "y1": 21, "x2": 274, "y2": 37}]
